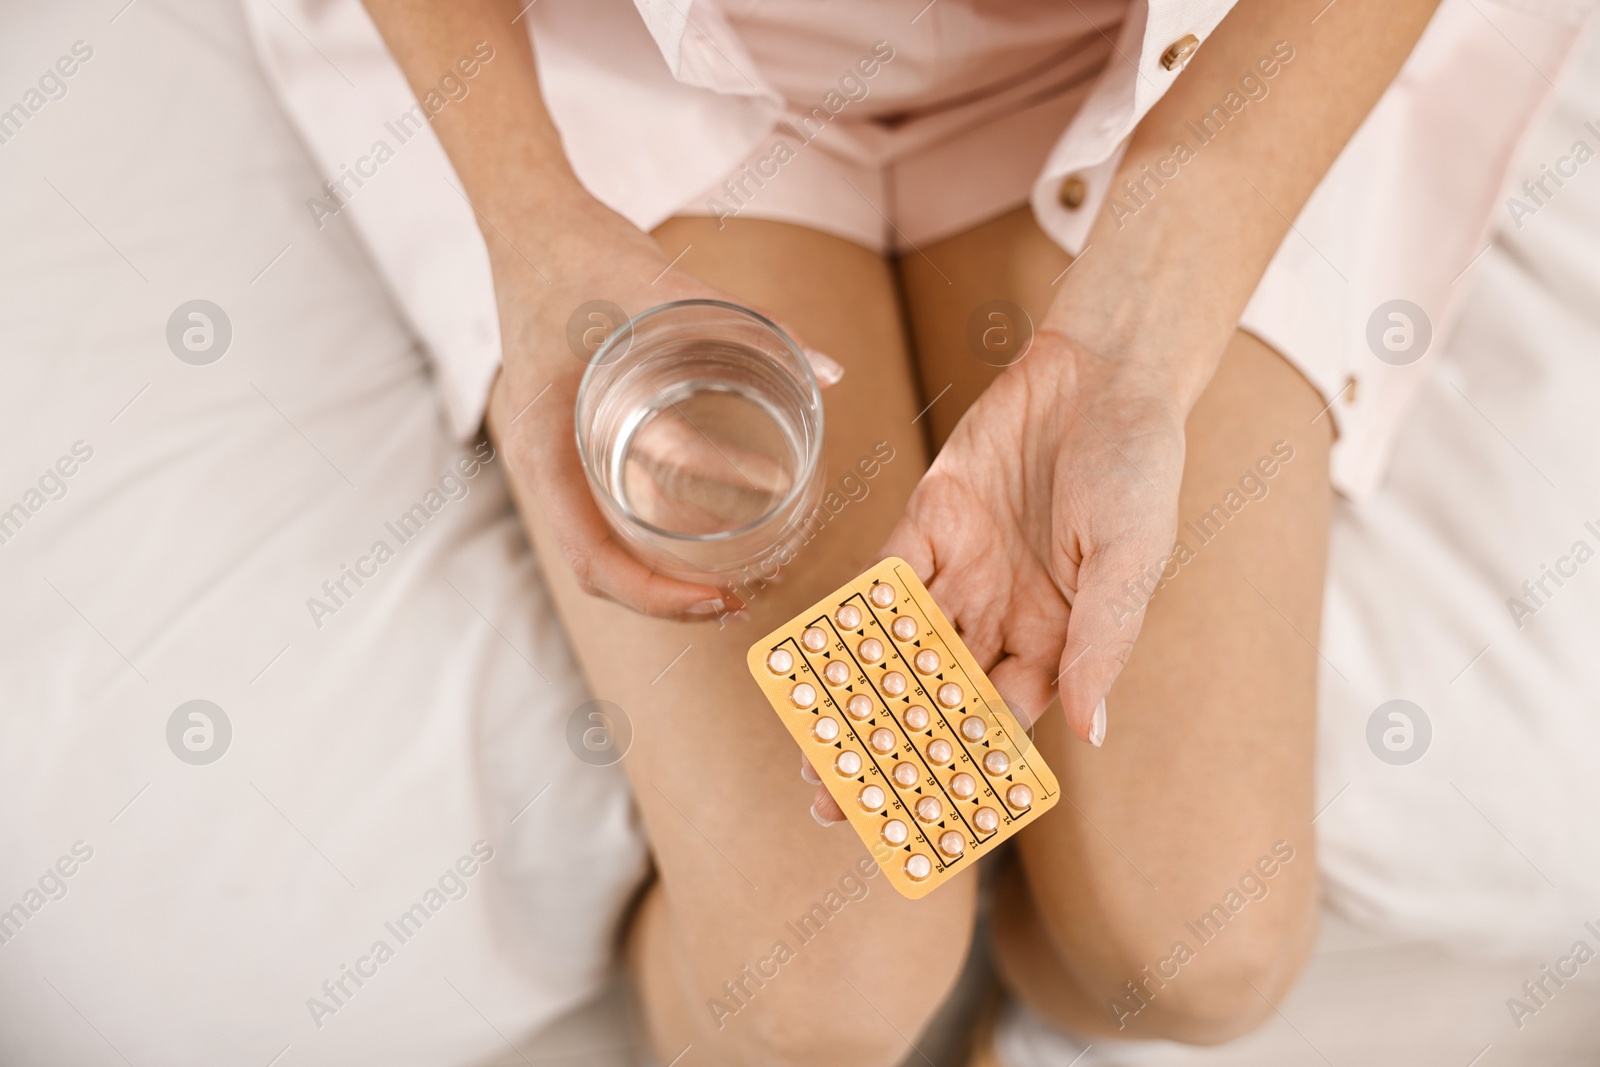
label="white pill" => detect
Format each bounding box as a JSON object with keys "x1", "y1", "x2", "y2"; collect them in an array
[
  {"x1": 950, "y1": 772, "x2": 976, "y2": 799},
  {"x1": 823, "y1": 660, "x2": 850, "y2": 686},
  {"x1": 859, "y1": 784, "x2": 885, "y2": 811},
  {"x1": 813, "y1": 716, "x2": 839, "y2": 742},
  {"x1": 846, "y1": 694, "x2": 873, "y2": 720},
  {"x1": 790, "y1": 682, "x2": 817, "y2": 708},
  {"x1": 915, "y1": 796, "x2": 942, "y2": 823},
  {"x1": 835, "y1": 604, "x2": 862, "y2": 629},
  {"x1": 914, "y1": 649, "x2": 940, "y2": 675},
  {"x1": 802, "y1": 627, "x2": 828, "y2": 652},
  {"x1": 835, "y1": 750, "x2": 862, "y2": 776},
  {"x1": 869, "y1": 728, "x2": 896, "y2": 754},
  {"x1": 905, "y1": 854, "x2": 932, "y2": 880},
  {"x1": 902, "y1": 705, "x2": 930, "y2": 731},
  {"x1": 892, "y1": 616, "x2": 918, "y2": 641},
  {"x1": 937, "y1": 682, "x2": 963, "y2": 708},
  {"x1": 960, "y1": 716, "x2": 986, "y2": 741},
  {"x1": 938, "y1": 831, "x2": 965, "y2": 858},
  {"x1": 983, "y1": 750, "x2": 1009, "y2": 775},
  {"x1": 766, "y1": 649, "x2": 793, "y2": 674},
  {"x1": 973, "y1": 807, "x2": 1000, "y2": 833},
  {"x1": 893, "y1": 762, "x2": 919, "y2": 787},
  {"x1": 927, "y1": 738, "x2": 953, "y2": 764},
  {"x1": 1006, "y1": 783, "x2": 1034, "y2": 810},
  {"x1": 858, "y1": 638, "x2": 884, "y2": 663},
  {"x1": 881, "y1": 671, "x2": 907, "y2": 696},
  {"x1": 882, "y1": 819, "x2": 909, "y2": 846},
  {"x1": 870, "y1": 582, "x2": 896, "y2": 608}
]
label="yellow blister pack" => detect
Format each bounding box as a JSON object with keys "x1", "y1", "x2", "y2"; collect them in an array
[{"x1": 747, "y1": 557, "x2": 1059, "y2": 899}]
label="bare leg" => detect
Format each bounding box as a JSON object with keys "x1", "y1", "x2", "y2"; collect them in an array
[
  {"x1": 901, "y1": 207, "x2": 1328, "y2": 1043},
  {"x1": 487, "y1": 217, "x2": 977, "y2": 1067}
]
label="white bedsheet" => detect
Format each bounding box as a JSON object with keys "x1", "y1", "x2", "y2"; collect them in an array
[
  {"x1": 0, "y1": 3, "x2": 644, "y2": 1065},
  {"x1": 1314, "y1": 16, "x2": 1600, "y2": 956}
]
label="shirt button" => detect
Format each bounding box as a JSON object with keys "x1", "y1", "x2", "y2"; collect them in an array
[
  {"x1": 1161, "y1": 34, "x2": 1201, "y2": 71},
  {"x1": 1058, "y1": 175, "x2": 1087, "y2": 209}
]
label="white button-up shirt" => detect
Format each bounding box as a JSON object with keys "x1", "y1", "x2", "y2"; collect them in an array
[{"x1": 245, "y1": 0, "x2": 1591, "y2": 498}]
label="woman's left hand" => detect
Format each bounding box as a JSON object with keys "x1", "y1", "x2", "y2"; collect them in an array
[{"x1": 807, "y1": 326, "x2": 1190, "y2": 821}]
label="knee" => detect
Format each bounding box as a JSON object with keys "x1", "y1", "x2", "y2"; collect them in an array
[
  {"x1": 996, "y1": 867, "x2": 1318, "y2": 1047},
  {"x1": 1119, "y1": 908, "x2": 1317, "y2": 1044},
  {"x1": 715, "y1": 879, "x2": 977, "y2": 1067}
]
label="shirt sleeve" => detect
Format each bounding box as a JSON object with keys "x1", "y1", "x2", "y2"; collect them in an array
[
  {"x1": 1026, "y1": 0, "x2": 1587, "y2": 499},
  {"x1": 1029, "y1": 0, "x2": 1239, "y2": 254},
  {"x1": 242, "y1": 0, "x2": 783, "y2": 442}
]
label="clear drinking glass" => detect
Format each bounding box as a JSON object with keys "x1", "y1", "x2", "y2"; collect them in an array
[{"x1": 575, "y1": 300, "x2": 824, "y2": 584}]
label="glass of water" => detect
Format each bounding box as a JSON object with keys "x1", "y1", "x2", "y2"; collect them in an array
[{"x1": 575, "y1": 300, "x2": 824, "y2": 584}]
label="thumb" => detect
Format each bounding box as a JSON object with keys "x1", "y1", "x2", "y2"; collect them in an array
[{"x1": 1056, "y1": 538, "x2": 1168, "y2": 746}]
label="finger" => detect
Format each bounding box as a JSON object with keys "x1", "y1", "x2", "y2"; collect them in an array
[
  {"x1": 572, "y1": 537, "x2": 731, "y2": 619},
  {"x1": 799, "y1": 754, "x2": 821, "y2": 785},
  {"x1": 542, "y1": 484, "x2": 730, "y2": 617},
  {"x1": 799, "y1": 754, "x2": 844, "y2": 824},
  {"x1": 810, "y1": 786, "x2": 845, "y2": 825},
  {"x1": 718, "y1": 301, "x2": 843, "y2": 391},
  {"x1": 1056, "y1": 539, "x2": 1157, "y2": 745},
  {"x1": 748, "y1": 307, "x2": 844, "y2": 390},
  {"x1": 878, "y1": 505, "x2": 936, "y2": 585},
  {"x1": 803, "y1": 347, "x2": 845, "y2": 388},
  {"x1": 509, "y1": 404, "x2": 733, "y2": 617},
  {"x1": 987, "y1": 653, "x2": 1057, "y2": 732},
  {"x1": 877, "y1": 472, "x2": 1026, "y2": 669}
]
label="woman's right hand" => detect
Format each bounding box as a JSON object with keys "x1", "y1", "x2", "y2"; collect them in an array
[
  {"x1": 357, "y1": 0, "x2": 840, "y2": 621},
  {"x1": 484, "y1": 193, "x2": 841, "y2": 619}
]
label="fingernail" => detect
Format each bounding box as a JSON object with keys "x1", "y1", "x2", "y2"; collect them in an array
[
  {"x1": 804, "y1": 348, "x2": 845, "y2": 387},
  {"x1": 810, "y1": 801, "x2": 835, "y2": 827},
  {"x1": 1090, "y1": 698, "x2": 1106, "y2": 748},
  {"x1": 800, "y1": 762, "x2": 821, "y2": 785},
  {"x1": 686, "y1": 599, "x2": 726, "y2": 617}
]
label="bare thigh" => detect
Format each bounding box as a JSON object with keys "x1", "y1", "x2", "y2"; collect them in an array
[
  {"x1": 489, "y1": 217, "x2": 977, "y2": 1065},
  {"x1": 900, "y1": 207, "x2": 1330, "y2": 1039}
]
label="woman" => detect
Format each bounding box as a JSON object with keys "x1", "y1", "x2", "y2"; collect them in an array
[{"x1": 357, "y1": 0, "x2": 1435, "y2": 1061}]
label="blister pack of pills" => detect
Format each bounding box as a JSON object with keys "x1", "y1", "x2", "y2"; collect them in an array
[{"x1": 747, "y1": 557, "x2": 1059, "y2": 899}]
